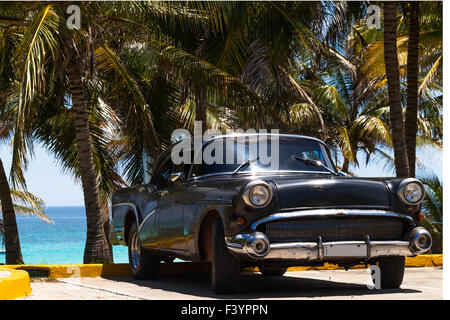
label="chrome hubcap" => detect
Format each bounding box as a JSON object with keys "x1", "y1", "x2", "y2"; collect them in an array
[{"x1": 130, "y1": 232, "x2": 141, "y2": 270}]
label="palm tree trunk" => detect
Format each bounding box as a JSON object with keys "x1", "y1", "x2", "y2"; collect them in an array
[
  {"x1": 405, "y1": 2, "x2": 420, "y2": 178},
  {"x1": 0, "y1": 157, "x2": 24, "y2": 264},
  {"x1": 101, "y1": 204, "x2": 113, "y2": 261},
  {"x1": 383, "y1": 1, "x2": 410, "y2": 177},
  {"x1": 66, "y1": 55, "x2": 113, "y2": 263},
  {"x1": 342, "y1": 158, "x2": 350, "y2": 173}
]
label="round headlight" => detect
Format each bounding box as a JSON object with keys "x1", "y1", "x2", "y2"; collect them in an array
[
  {"x1": 242, "y1": 180, "x2": 272, "y2": 208},
  {"x1": 397, "y1": 178, "x2": 425, "y2": 204},
  {"x1": 404, "y1": 182, "x2": 423, "y2": 203},
  {"x1": 249, "y1": 185, "x2": 270, "y2": 206}
]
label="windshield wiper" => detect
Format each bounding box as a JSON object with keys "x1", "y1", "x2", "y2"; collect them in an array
[
  {"x1": 232, "y1": 157, "x2": 259, "y2": 175},
  {"x1": 291, "y1": 155, "x2": 338, "y2": 176}
]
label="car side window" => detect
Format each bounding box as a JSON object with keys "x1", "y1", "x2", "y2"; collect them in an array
[
  {"x1": 154, "y1": 154, "x2": 190, "y2": 188},
  {"x1": 190, "y1": 162, "x2": 206, "y2": 178},
  {"x1": 154, "y1": 157, "x2": 173, "y2": 189}
]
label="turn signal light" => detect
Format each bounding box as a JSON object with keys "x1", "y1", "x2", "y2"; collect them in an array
[
  {"x1": 418, "y1": 212, "x2": 425, "y2": 221},
  {"x1": 237, "y1": 217, "x2": 246, "y2": 226}
]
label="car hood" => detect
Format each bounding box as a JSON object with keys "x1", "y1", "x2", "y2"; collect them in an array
[{"x1": 271, "y1": 175, "x2": 391, "y2": 210}]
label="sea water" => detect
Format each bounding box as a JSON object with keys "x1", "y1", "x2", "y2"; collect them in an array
[{"x1": 0, "y1": 206, "x2": 128, "y2": 265}]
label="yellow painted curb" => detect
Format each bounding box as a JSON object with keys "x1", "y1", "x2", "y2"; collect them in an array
[
  {"x1": 0, "y1": 267, "x2": 32, "y2": 300},
  {"x1": 5, "y1": 264, "x2": 132, "y2": 279},
  {"x1": 249, "y1": 254, "x2": 443, "y2": 272},
  {"x1": 2, "y1": 254, "x2": 442, "y2": 279},
  {"x1": 4, "y1": 262, "x2": 211, "y2": 278}
]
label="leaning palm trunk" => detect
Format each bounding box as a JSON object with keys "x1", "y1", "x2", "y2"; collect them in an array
[
  {"x1": 405, "y1": 2, "x2": 420, "y2": 178},
  {"x1": 66, "y1": 56, "x2": 113, "y2": 263},
  {"x1": 0, "y1": 157, "x2": 24, "y2": 264},
  {"x1": 383, "y1": 2, "x2": 409, "y2": 177}
]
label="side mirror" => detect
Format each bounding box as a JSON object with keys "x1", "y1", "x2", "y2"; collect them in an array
[
  {"x1": 170, "y1": 172, "x2": 186, "y2": 184},
  {"x1": 146, "y1": 184, "x2": 158, "y2": 194}
]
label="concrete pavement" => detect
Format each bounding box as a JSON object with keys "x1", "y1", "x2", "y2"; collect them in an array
[{"x1": 22, "y1": 267, "x2": 442, "y2": 300}]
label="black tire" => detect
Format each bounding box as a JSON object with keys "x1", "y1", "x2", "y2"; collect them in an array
[
  {"x1": 259, "y1": 265, "x2": 287, "y2": 277},
  {"x1": 211, "y1": 218, "x2": 240, "y2": 294},
  {"x1": 377, "y1": 256, "x2": 405, "y2": 289},
  {"x1": 128, "y1": 222, "x2": 160, "y2": 280}
]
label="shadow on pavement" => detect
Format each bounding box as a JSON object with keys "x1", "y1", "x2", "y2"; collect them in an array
[{"x1": 104, "y1": 271, "x2": 421, "y2": 299}]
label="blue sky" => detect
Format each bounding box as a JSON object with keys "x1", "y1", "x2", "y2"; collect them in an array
[{"x1": 0, "y1": 141, "x2": 442, "y2": 207}]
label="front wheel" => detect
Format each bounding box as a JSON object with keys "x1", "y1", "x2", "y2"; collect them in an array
[
  {"x1": 211, "y1": 218, "x2": 240, "y2": 294},
  {"x1": 377, "y1": 256, "x2": 405, "y2": 289},
  {"x1": 128, "y1": 221, "x2": 160, "y2": 280}
]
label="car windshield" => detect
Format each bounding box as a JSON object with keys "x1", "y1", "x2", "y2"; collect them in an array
[{"x1": 190, "y1": 135, "x2": 337, "y2": 177}]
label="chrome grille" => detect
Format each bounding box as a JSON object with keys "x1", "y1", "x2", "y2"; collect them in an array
[{"x1": 262, "y1": 217, "x2": 404, "y2": 243}]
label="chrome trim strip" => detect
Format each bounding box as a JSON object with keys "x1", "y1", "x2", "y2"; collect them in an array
[
  {"x1": 250, "y1": 209, "x2": 415, "y2": 230},
  {"x1": 187, "y1": 170, "x2": 334, "y2": 182},
  {"x1": 317, "y1": 236, "x2": 323, "y2": 260},
  {"x1": 203, "y1": 133, "x2": 327, "y2": 146},
  {"x1": 138, "y1": 209, "x2": 156, "y2": 233}
]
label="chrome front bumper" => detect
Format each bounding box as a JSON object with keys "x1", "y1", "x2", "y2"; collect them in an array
[
  {"x1": 226, "y1": 234, "x2": 420, "y2": 261},
  {"x1": 225, "y1": 209, "x2": 432, "y2": 262}
]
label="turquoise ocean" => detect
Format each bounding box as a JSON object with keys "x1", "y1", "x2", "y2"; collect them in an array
[{"x1": 1, "y1": 206, "x2": 129, "y2": 265}]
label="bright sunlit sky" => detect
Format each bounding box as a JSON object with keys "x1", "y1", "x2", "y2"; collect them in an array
[{"x1": 0, "y1": 141, "x2": 442, "y2": 207}]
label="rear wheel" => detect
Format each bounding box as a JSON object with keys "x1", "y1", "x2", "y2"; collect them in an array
[
  {"x1": 377, "y1": 256, "x2": 405, "y2": 289},
  {"x1": 259, "y1": 265, "x2": 287, "y2": 277},
  {"x1": 211, "y1": 218, "x2": 240, "y2": 294},
  {"x1": 128, "y1": 222, "x2": 160, "y2": 280}
]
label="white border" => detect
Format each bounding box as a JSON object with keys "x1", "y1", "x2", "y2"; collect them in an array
[{"x1": 443, "y1": 0, "x2": 448, "y2": 301}]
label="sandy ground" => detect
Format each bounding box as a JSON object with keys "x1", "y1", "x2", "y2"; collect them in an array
[{"x1": 22, "y1": 267, "x2": 442, "y2": 300}]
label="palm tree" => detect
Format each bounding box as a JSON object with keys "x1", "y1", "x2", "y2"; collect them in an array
[
  {"x1": 281, "y1": 60, "x2": 393, "y2": 174},
  {"x1": 0, "y1": 157, "x2": 23, "y2": 264},
  {"x1": 0, "y1": 3, "x2": 114, "y2": 262},
  {"x1": 349, "y1": 2, "x2": 442, "y2": 177},
  {"x1": 66, "y1": 46, "x2": 111, "y2": 263},
  {"x1": 167, "y1": 1, "x2": 332, "y2": 137},
  {"x1": 0, "y1": 156, "x2": 53, "y2": 264},
  {"x1": 383, "y1": 1, "x2": 409, "y2": 177},
  {"x1": 405, "y1": 1, "x2": 442, "y2": 177},
  {"x1": 405, "y1": 1, "x2": 419, "y2": 177}
]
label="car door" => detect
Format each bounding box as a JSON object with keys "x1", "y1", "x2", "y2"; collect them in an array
[
  {"x1": 137, "y1": 183, "x2": 160, "y2": 249},
  {"x1": 137, "y1": 150, "x2": 170, "y2": 250},
  {"x1": 155, "y1": 155, "x2": 188, "y2": 252}
]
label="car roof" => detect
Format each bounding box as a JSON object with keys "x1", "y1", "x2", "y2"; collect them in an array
[
  {"x1": 203, "y1": 133, "x2": 326, "y2": 146},
  {"x1": 168, "y1": 133, "x2": 328, "y2": 152}
]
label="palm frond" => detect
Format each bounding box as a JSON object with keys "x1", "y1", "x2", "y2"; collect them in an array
[
  {"x1": 6, "y1": 189, "x2": 53, "y2": 224},
  {"x1": 418, "y1": 53, "x2": 442, "y2": 98}
]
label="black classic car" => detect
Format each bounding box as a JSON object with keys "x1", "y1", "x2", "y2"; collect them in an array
[{"x1": 110, "y1": 133, "x2": 432, "y2": 293}]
